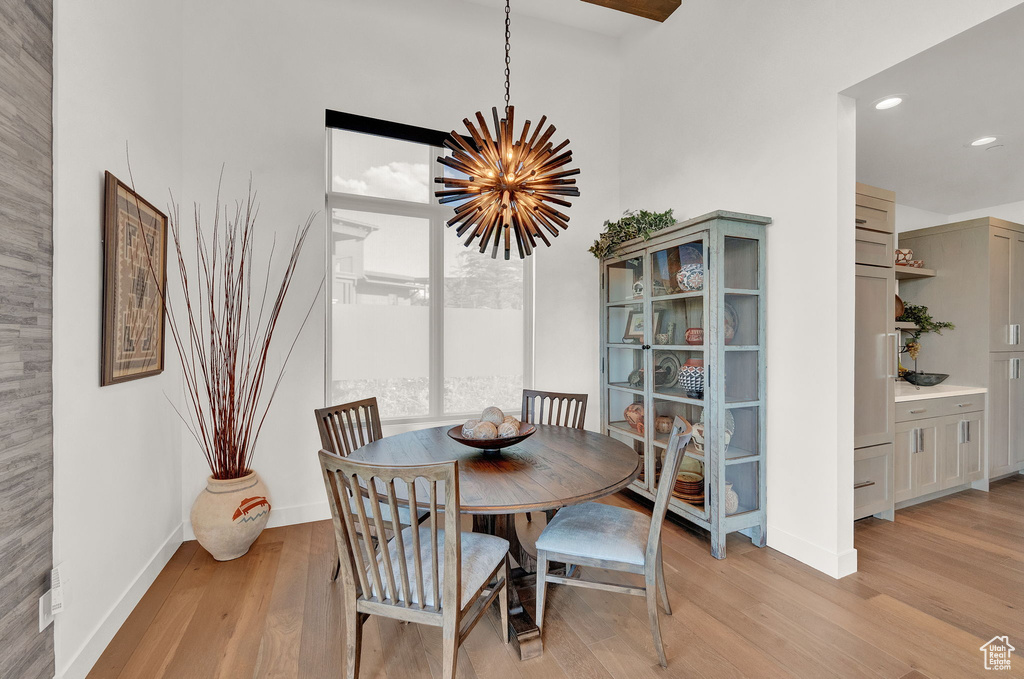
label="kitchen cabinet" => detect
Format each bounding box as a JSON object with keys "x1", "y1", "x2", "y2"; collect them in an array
[
  {"x1": 854, "y1": 265, "x2": 896, "y2": 448},
  {"x1": 988, "y1": 353, "x2": 1024, "y2": 477},
  {"x1": 893, "y1": 392, "x2": 986, "y2": 504},
  {"x1": 899, "y1": 217, "x2": 1024, "y2": 478},
  {"x1": 853, "y1": 183, "x2": 896, "y2": 520}
]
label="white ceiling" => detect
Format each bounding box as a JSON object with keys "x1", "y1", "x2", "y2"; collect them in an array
[
  {"x1": 460, "y1": 0, "x2": 652, "y2": 38},
  {"x1": 844, "y1": 4, "x2": 1024, "y2": 215}
]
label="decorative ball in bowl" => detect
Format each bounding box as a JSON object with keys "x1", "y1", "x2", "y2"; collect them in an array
[
  {"x1": 903, "y1": 372, "x2": 949, "y2": 387},
  {"x1": 448, "y1": 407, "x2": 536, "y2": 451}
]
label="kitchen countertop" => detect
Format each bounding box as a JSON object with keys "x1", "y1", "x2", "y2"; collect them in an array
[{"x1": 895, "y1": 381, "x2": 987, "y2": 403}]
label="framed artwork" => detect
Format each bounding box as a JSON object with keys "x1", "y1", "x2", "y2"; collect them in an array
[
  {"x1": 623, "y1": 310, "x2": 661, "y2": 342},
  {"x1": 100, "y1": 171, "x2": 168, "y2": 386}
]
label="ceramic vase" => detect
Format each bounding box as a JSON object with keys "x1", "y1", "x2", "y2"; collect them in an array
[
  {"x1": 675, "y1": 263, "x2": 704, "y2": 292},
  {"x1": 624, "y1": 402, "x2": 645, "y2": 434},
  {"x1": 725, "y1": 483, "x2": 740, "y2": 515},
  {"x1": 677, "y1": 358, "x2": 705, "y2": 399},
  {"x1": 191, "y1": 471, "x2": 271, "y2": 561},
  {"x1": 655, "y1": 415, "x2": 674, "y2": 434},
  {"x1": 685, "y1": 327, "x2": 703, "y2": 345}
]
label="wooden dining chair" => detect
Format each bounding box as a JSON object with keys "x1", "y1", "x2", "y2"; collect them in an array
[
  {"x1": 533, "y1": 416, "x2": 692, "y2": 668},
  {"x1": 315, "y1": 397, "x2": 384, "y2": 457},
  {"x1": 319, "y1": 452, "x2": 510, "y2": 679},
  {"x1": 521, "y1": 389, "x2": 589, "y2": 523},
  {"x1": 521, "y1": 389, "x2": 588, "y2": 429},
  {"x1": 315, "y1": 397, "x2": 429, "y2": 580}
]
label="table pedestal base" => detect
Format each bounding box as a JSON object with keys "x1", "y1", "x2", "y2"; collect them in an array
[{"x1": 474, "y1": 513, "x2": 568, "y2": 660}]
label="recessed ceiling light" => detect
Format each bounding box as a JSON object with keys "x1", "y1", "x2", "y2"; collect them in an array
[
  {"x1": 971, "y1": 136, "x2": 998, "y2": 146},
  {"x1": 874, "y1": 97, "x2": 903, "y2": 110}
]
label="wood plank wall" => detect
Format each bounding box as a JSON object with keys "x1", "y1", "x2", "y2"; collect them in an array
[{"x1": 0, "y1": 0, "x2": 55, "y2": 677}]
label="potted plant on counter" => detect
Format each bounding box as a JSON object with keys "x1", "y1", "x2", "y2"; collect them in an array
[
  {"x1": 897, "y1": 302, "x2": 955, "y2": 386},
  {"x1": 159, "y1": 181, "x2": 318, "y2": 560}
]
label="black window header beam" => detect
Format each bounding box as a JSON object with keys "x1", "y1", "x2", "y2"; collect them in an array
[{"x1": 325, "y1": 109, "x2": 450, "y2": 148}]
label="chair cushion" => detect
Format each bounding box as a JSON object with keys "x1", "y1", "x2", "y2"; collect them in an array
[
  {"x1": 535, "y1": 502, "x2": 650, "y2": 566},
  {"x1": 349, "y1": 493, "x2": 429, "y2": 527},
  {"x1": 368, "y1": 527, "x2": 508, "y2": 609}
]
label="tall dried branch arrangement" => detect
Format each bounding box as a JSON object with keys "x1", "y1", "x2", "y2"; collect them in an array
[{"x1": 161, "y1": 183, "x2": 317, "y2": 479}]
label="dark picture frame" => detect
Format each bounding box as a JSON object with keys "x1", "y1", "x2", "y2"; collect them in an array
[{"x1": 100, "y1": 171, "x2": 168, "y2": 386}]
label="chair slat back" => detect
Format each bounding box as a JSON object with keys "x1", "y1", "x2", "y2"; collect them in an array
[
  {"x1": 647, "y1": 417, "x2": 693, "y2": 557},
  {"x1": 315, "y1": 397, "x2": 384, "y2": 457},
  {"x1": 521, "y1": 389, "x2": 588, "y2": 429},
  {"x1": 319, "y1": 450, "x2": 459, "y2": 613}
]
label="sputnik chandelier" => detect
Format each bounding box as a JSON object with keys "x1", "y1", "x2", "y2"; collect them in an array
[{"x1": 434, "y1": 0, "x2": 580, "y2": 260}]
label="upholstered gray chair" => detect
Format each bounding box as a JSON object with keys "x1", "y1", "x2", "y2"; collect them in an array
[
  {"x1": 534, "y1": 416, "x2": 692, "y2": 667},
  {"x1": 319, "y1": 452, "x2": 510, "y2": 679}
]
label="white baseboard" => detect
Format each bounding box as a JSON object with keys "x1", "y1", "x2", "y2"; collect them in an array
[
  {"x1": 56, "y1": 524, "x2": 183, "y2": 679},
  {"x1": 180, "y1": 501, "x2": 330, "y2": 541},
  {"x1": 767, "y1": 525, "x2": 857, "y2": 579}
]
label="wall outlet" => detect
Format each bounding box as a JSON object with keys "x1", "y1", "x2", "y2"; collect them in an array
[{"x1": 39, "y1": 591, "x2": 54, "y2": 631}]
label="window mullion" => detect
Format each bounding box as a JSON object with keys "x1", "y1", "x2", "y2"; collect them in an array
[{"x1": 429, "y1": 149, "x2": 445, "y2": 419}]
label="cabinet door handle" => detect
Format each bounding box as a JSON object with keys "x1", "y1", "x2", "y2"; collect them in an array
[
  {"x1": 908, "y1": 408, "x2": 927, "y2": 414},
  {"x1": 1012, "y1": 358, "x2": 1022, "y2": 380},
  {"x1": 853, "y1": 481, "x2": 875, "y2": 489},
  {"x1": 958, "y1": 420, "x2": 966, "y2": 445},
  {"x1": 956, "y1": 402, "x2": 972, "y2": 408},
  {"x1": 889, "y1": 333, "x2": 899, "y2": 379},
  {"x1": 964, "y1": 420, "x2": 971, "y2": 443},
  {"x1": 855, "y1": 218, "x2": 867, "y2": 224},
  {"x1": 1013, "y1": 324, "x2": 1021, "y2": 345},
  {"x1": 917, "y1": 428, "x2": 925, "y2": 453}
]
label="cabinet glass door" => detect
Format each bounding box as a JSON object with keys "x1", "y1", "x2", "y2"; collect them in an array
[
  {"x1": 646, "y1": 235, "x2": 708, "y2": 514},
  {"x1": 722, "y1": 235, "x2": 764, "y2": 516},
  {"x1": 604, "y1": 255, "x2": 648, "y2": 488}
]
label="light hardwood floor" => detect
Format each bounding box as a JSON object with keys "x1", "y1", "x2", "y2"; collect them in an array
[{"x1": 88, "y1": 476, "x2": 1024, "y2": 679}]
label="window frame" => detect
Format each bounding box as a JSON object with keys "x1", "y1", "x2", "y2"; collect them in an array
[{"x1": 324, "y1": 112, "x2": 534, "y2": 426}]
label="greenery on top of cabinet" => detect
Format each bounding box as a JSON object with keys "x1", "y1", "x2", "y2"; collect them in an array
[{"x1": 589, "y1": 209, "x2": 675, "y2": 259}]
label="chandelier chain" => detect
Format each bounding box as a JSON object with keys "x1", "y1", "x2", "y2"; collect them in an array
[{"x1": 504, "y1": 0, "x2": 511, "y2": 111}]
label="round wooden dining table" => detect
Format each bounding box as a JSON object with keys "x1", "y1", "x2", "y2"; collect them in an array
[{"x1": 347, "y1": 423, "x2": 641, "y2": 659}]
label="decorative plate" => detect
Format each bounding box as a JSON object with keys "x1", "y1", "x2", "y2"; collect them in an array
[
  {"x1": 677, "y1": 243, "x2": 703, "y2": 265},
  {"x1": 653, "y1": 351, "x2": 681, "y2": 387},
  {"x1": 724, "y1": 302, "x2": 739, "y2": 344}
]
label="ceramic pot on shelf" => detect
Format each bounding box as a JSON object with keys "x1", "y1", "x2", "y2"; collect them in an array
[
  {"x1": 685, "y1": 327, "x2": 704, "y2": 345},
  {"x1": 725, "y1": 482, "x2": 740, "y2": 515},
  {"x1": 191, "y1": 470, "x2": 271, "y2": 561},
  {"x1": 677, "y1": 358, "x2": 705, "y2": 399},
  {"x1": 624, "y1": 402, "x2": 645, "y2": 434}
]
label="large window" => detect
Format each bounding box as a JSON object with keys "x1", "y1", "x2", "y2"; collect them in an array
[{"x1": 326, "y1": 115, "x2": 533, "y2": 423}]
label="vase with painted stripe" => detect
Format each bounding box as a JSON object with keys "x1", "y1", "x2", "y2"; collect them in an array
[{"x1": 191, "y1": 470, "x2": 271, "y2": 561}]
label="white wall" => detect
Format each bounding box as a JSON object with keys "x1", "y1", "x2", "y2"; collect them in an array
[
  {"x1": 618, "y1": 0, "x2": 1022, "y2": 577},
  {"x1": 177, "y1": 0, "x2": 622, "y2": 535},
  {"x1": 52, "y1": 1, "x2": 183, "y2": 677},
  {"x1": 949, "y1": 198, "x2": 1024, "y2": 224},
  {"x1": 896, "y1": 203, "x2": 949, "y2": 232}
]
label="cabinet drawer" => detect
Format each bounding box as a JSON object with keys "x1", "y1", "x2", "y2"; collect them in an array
[
  {"x1": 855, "y1": 228, "x2": 893, "y2": 267},
  {"x1": 855, "y1": 196, "x2": 894, "y2": 234},
  {"x1": 895, "y1": 394, "x2": 984, "y2": 422},
  {"x1": 854, "y1": 444, "x2": 893, "y2": 520}
]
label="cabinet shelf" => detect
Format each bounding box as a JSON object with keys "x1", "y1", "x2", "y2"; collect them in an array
[
  {"x1": 895, "y1": 321, "x2": 920, "y2": 331},
  {"x1": 894, "y1": 266, "x2": 936, "y2": 280}
]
